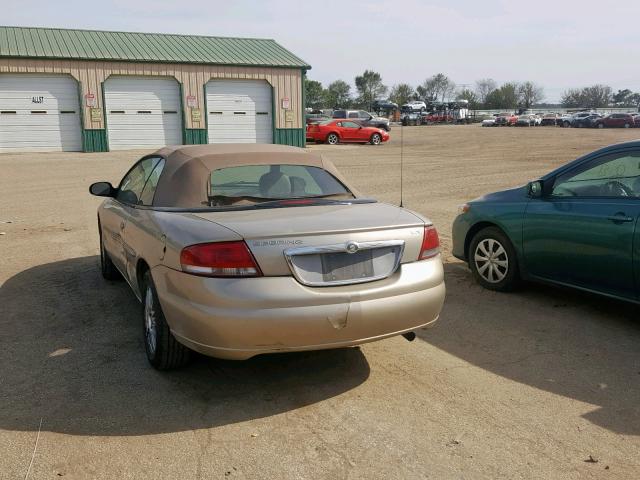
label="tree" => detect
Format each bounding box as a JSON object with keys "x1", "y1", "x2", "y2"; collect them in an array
[
  {"x1": 475, "y1": 78, "x2": 497, "y2": 105},
  {"x1": 456, "y1": 88, "x2": 479, "y2": 109},
  {"x1": 485, "y1": 83, "x2": 521, "y2": 109},
  {"x1": 388, "y1": 83, "x2": 415, "y2": 106},
  {"x1": 354, "y1": 70, "x2": 387, "y2": 111},
  {"x1": 561, "y1": 84, "x2": 612, "y2": 109},
  {"x1": 416, "y1": 78, "x2": 438, "y2": 102},
  {"x1": 416, "y1": 73, "x2": 455, "y2": 103},
  {"x1": 304, "y1": 78, "x2": 325, "y2": 110},
  {"x1": 612, "y1": 89, "x2": 639, "y2": 107},
  {"x1": 518, "y1": 81, "x2": 545, "y2": 109},
  {"x1": 324, "y1": 80, "x2": 352, "y2": 109}
]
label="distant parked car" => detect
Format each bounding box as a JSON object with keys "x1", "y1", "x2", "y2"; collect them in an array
[
  {"x1": 401, "y1": 111, "x2": 423, "y2": 126},
  {"x1": 593, "y1": 113, "x2": 635, "y2": 129},
  {"x1": 401, "y1": 101, "x2": 427, "y2": 112},
  {"x1": 540, "y1": 113, "x2": 559, "y2": 126},
  {"x1": 494, "y1": 113, "x2": 518, "y2": 126},
  {"x1": 306, "y1": 113, "x2": 331, "y2": 125},
  {"x1": 332, "y1": 110, "x2": 391, "y2": 131},
  {"x1": 573, "y1": 114, "x2": 602, "y2": 128},
  {"x1": 568, "y1": 112, "x2": 595, "y2": 127},
  {"x1": 516, "y1": 114, "x2": 537, "y2": 126},
  {"x1": 481, "y1": 117, "x2": 496, "y2": 127},
  {"x1": 372, "y1": 100, "x2": 398, "y2": 112},
  {"x1": 558, "y1": 113, "x2": 573, "y2": 127},
  {"x1": 307, "y1": 119, "x2": 389, "y2": 145},
  {"x1": 634, "y1": 115, "x2": 640, "y2": 128},
  {"x1": 426, "y1": 112, "x2": 453, "y2": 123}
]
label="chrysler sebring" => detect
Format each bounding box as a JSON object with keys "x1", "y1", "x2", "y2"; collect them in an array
[{"x1": 90, "y1": 144, "x2": 445, "y2": 369}]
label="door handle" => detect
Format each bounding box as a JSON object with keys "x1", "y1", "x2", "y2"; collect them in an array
[
  {"x1": 120, "y1": 221, "x2": 125, "y2": 230},
  {"x1": 606, "y1": 214, "x2": 633, "y2": 223}
]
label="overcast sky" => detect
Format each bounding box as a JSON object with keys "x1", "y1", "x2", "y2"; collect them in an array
[{"x1": 4, "y1": 0, "x2": 639, "y2": 102}]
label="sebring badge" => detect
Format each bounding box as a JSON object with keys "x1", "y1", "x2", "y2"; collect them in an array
[{"x1": 345, "y1": 241, "x2": 359, "y2": 254}]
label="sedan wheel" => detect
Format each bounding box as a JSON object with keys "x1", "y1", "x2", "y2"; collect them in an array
[
  {"x1": 474, "y1": 239, "x2": 508, "y2": 284},
  {"x1": 598, "y1": 123, "x2": 604, "y2": 128},
  {"x1": 469, "y1": 227, "x2": 519, "y2": 291},
  {"x1": 327, "y1": 133, "x2": 339, "y2": 145},
  {"x1": 142, "y1": 271, "x2": 191, "y2": 370},
  {"x1": 370, "y1": 133, "x2": 382, "y2": 145}
]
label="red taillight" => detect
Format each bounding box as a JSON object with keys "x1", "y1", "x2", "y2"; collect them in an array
[
  {"x1": 419, "y1": 225, "x2": 440, "y2": 260},
  {"x1": 180, "y1": 241, "x2": 262, "y2": 277}
]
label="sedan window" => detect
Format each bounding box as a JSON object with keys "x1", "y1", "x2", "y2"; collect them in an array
[
  {"x1": 139, "y1": 158, "x2": 166, "y2": 206},
  {"x1": 341, "y1": 121, "x2": 360, "y2": 128},
  {"x1": 208, "y1": 164, "x2": 353, "y2": 206},
  {"x1": 116, "y1": 157, "x2": 163, "y2": 205},
  {"x1": 552, "y1": 151, "x2": 640, "y2": 197}
]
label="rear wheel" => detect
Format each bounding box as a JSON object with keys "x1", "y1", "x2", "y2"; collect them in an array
[
  {"x1": 469, "y1": 227, "x2": 519, "y2": 292},
  {"x1": 99, "y1": 226, "x2": 121, "y2": 281},
  {"x1": 326, "y1": 133, "x2": 339, "y2": 145},
  {"x1": 598, "y1": 123, "x2": 604, "y2": 129},
  {"x1": 142, "y1": 270, "x2": 191, "y2": 370},
  {"x1": 370, "y1": 133, "x2": 382, "y2": 145},
  {"x1": 624, "y1": 123, "x2": 630, "y2": 128}
]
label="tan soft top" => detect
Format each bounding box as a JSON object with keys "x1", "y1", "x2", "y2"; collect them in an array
[{"x1": 152, "y1": 144, "x2": 359, "y2": 207}]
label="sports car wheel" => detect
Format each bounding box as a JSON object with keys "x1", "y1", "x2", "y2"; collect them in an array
[
  {"x1": 469, "y1": 227, "x2": 519, "y2": 292},
  {"x1": 370, "y1": 133, "x2": 382, "y2": 145},
  {"x1": 99, "y1": 226, "x2": 121, "y2": 281},
  {"x1": 142, "y1": 271, "x2": 191, "y2": 370},
  {"x1": 327, "y1": 133, "x2": 339, "y2": 145}
]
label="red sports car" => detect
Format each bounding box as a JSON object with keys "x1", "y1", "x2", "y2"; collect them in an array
[{"x1": 306, "y1": 120, "x2": 390, "y2": 145}]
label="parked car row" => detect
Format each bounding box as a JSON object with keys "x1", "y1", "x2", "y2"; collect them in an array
[{"x1": 482, "y1": 111, "x2": 640, "y2": 128}]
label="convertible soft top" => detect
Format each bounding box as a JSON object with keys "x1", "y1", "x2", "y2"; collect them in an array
[{"x1": 151, "y1": 144, "x2": 359, "y2": 207}]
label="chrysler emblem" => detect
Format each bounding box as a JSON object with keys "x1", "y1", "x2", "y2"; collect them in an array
[{"x1": 345, "y1": 242, "x2": 359, "y2": 254}]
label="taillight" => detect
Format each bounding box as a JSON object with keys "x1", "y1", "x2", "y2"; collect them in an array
[
  {"x1": 419, "y1": 225, "x2": 440, "y2": 260},
  {"x1": 180, "y1": 241, "x2": 262, "y2": 277}
]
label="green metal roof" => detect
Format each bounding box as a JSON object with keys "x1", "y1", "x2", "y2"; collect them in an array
[{"x1": 0, "y1": 26, "x2": 310, "y2": 69}]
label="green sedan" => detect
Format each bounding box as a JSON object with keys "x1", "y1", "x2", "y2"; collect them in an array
[{"x1": 452, "y1": 140, "x2": 640, "y2": 302}]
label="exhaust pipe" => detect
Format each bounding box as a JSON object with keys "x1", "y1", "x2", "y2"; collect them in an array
[{"x1": 402, "y1": 332, "x2": 416, "y2": 342}]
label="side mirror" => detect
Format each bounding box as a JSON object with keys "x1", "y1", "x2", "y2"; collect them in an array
[
  {"x1": 528, "y1": 180, "x2": 543, "y2": 198},
  {"x1": 89, "y1": 181, "x2": 115, "y2": 197}
]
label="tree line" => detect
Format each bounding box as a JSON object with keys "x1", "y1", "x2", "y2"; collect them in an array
[{"x1": 305, "y1": 71, "x2": 640, "y2": 111}]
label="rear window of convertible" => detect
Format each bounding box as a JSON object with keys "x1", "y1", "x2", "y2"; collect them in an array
[{"x1": 208, "y1": 164, "x2": 353, "y2": 206}]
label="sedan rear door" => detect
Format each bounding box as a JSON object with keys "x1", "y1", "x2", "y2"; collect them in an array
[{"x1": 523, "y1": 148, "x2": 640, "y2": 299}]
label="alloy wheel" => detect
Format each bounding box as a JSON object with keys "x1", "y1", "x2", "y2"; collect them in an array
[
  {"x1": 144, "y1": 285, "x2": 158, "y2": 355},
  {"x1": 327, "y1": 133, "x2": 338, "y2": 145},
  {"x1": 474, "y1": 238, "x2": 509, "y2": 283},
  {"x1": 371, "y1": 134, "x2": 381, "y2": 145}
]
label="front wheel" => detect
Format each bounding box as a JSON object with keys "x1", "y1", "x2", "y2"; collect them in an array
[
  {"x1": 142, "y1": 271, "x2": 191, "y2": 370},
  {"x1": 624, "y1": 123, "x2": 630, "y2": 128},
  {"x1": 326, "y1": 133, "x2": 339, "y2": 145},
  {"x1": 370, "y1": 133, "x2": 382, "y2": 145},
  {"x1": 598, "y1": 123, "x2": 604, "y2": 129},
  {"x1": 469, "y1": 227, "x2": 519, "y2": 292}
]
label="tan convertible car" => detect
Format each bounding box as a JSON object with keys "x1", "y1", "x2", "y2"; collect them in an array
[{"x1": 90, "y1": 144, "x2": 445, "y2": 369}]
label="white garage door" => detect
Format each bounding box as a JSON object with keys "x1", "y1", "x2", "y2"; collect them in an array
[
  {"x1": 206, "y1": 80, "x2": 273, "y2": 144},
  {"x1": 104, "y1": 77, "x2": 182, "y2": 150},
  {"x1": 0, "y1": 74, "x2": 82, "y2": 152}
]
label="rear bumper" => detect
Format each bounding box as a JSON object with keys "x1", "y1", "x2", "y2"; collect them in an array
[{"x1": 151, "y1": 258, "x2": 445, "y2": 360}]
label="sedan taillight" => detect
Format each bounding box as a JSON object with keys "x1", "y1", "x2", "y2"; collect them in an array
[
  {"x1": 419, "y1": 225, "x2": 440, "y2": 260},
  {"x1": 180, "y1": 241, "x2": 262, "y2": 277}
]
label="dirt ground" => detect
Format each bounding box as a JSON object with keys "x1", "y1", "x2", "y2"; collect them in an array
[{"x1": 1, "y1": 125, "x2": 639, "y2": 479}]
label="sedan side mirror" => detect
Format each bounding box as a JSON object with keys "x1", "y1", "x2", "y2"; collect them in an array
[
  {"x1": 89, "y1": 181, "x2": 115, "y2": 197},
  {"x1": 528, "y1": 180, "x2": 543, "y2": 198}
]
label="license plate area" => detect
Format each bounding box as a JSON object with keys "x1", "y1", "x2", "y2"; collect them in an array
[
  {"x1": 285, "y1": 240, "x2": 405, "y2": 287},
  {"x1": 321, "y1": 250, "x2": 374, "y2": 282}
]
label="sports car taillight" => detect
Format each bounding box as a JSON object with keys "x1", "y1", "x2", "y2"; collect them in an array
[
  {"x1": 419, "y1": 225, "x2": 440, "y2": 260},
  {"x1": 180, "y1": 241, "x2": 262, "y2": 277}
]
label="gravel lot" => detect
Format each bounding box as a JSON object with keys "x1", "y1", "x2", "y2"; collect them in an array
[{"x1": 1, "y1": 125, "x2": 639, "y2": 479}]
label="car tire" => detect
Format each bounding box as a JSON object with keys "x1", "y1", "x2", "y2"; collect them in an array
[
  {"x1": 326, "y1": 133, "x2": 339, "y2": 145},
  {"x1": 469, "y1": 227, "x2": 519, "y2": 292},
  {"x1": 142, "y1": 270, "x2": 191, "y2": 370},
  {"x1": 370, "y1": 133, "x2": 382, "y2": 145},
  {"x1": 624, "y1": 123, "x2": 630, "y2": 128},
  {"x1": 99, "y1": 225, "x2": 121, "y2": 281},
  {"x1": 598, "y1": 123, "x2": 604, "y2": 129}
]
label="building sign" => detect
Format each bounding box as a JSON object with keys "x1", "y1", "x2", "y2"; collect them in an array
[
  {"x1": 186, "y1": 95, "x2": 197, "y2": 108},
  {"x1": 281, "y1": 97, "x2": 290, "y2": 110},
  {"x1": 31, "y1": 96, "x2": 44, "y2": 104},
  {"x1": 191, "y1": 108, "x2": 202, "y2": 122},
  {"x1": 285, "y1": 111, "x2": 294, "y2": 123},
  {"x1": 90, "y1": 108, "x2": 102, "y2": 123},
  {"x1": 85, "y1": 93, "x2": 96, "y2": 107}
]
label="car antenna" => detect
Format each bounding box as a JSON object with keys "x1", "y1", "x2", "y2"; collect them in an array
[{"x1": 399, "y1": 121, "x2": 404, "y2": 208}]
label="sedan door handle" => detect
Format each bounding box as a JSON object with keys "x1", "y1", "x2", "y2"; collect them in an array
[{"x1": 606, "y1": 214, "x2": 633, "y2": 223}]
